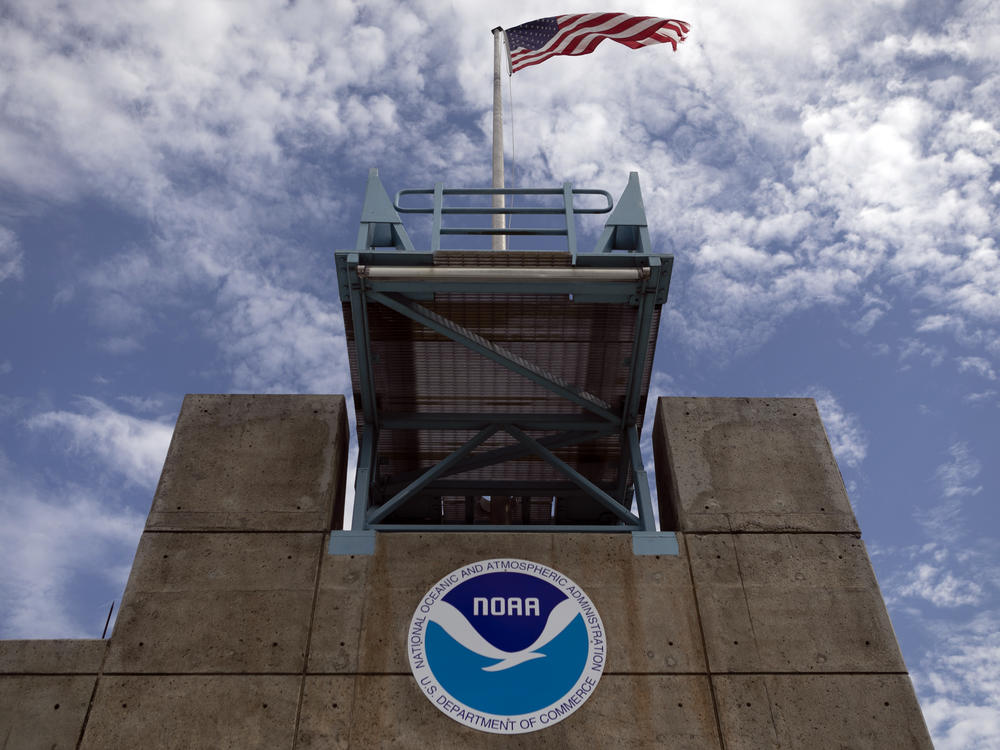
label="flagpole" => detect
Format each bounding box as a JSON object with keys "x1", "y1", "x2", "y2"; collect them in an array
[{"x1": 491, "y1": 26, "x2": 506, "y2": 250}]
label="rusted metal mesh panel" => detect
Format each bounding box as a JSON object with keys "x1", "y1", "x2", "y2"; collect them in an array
[{"x1": 343, "y1": 252, "x2": 660, "y2": 489}]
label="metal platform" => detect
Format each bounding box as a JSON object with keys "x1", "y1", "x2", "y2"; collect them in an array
[{"x1": 336, "y1": 169, "x2": 672, "y2": 532}]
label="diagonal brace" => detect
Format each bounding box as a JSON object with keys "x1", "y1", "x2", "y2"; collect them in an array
[
  {"x1": 382, "y1": 425, "x2": 618, "y2": 492},
  {"x1": 367, "y1": 425, "x2": 500, "y2": 524},
  {"x1": 504, "y1": 425, "x2": 640, "y2": 526},
  {"x1": 347, "y1": 257, "x2": 379, "y2": 430},
  {"x1": 367, "y1": 291, "x2": 618, "y2": 422}
]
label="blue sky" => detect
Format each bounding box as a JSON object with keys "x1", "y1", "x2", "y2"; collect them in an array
[{"x1": 0, "y1": 1, "x2": 997, "y2": 746}]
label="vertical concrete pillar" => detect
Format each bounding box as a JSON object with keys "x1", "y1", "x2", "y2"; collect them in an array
[
  {"x1": 78, "y1": 394, "x2": 348, "y2": 749},
  {"x1": 654, "y1": 397, "x2": 932, "y2": 748}
]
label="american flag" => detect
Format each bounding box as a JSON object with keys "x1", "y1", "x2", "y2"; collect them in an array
[{"x1": 505, "y1": 13, "x2": 690, "y2": 74}]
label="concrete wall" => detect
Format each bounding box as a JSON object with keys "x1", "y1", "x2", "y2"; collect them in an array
[
  {"x1": 653, "y1": 398, "x2": 931, "y2": 748},
  {"x1": 0, "y1": 394, "x2": 931, "y2": 748},
  {"x1": 0, "y1": 640, "x2": 105, "y2": 749}
]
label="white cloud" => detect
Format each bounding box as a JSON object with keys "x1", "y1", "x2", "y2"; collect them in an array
[
  {"x1": 808, "y1": 387, "x2": 868, "y2": 469},
  {"x1": 0, "y1": 226, "x2": 24, "y2": 283},
  {"x1": 879, "y1": 432, "x2": 999, "y2": 746},
  {"x1": 0, "y1": 0, "x2": 995, "y2": 376},
  {"x1": 936, "y1": 441, "x2": 982, "y2": 498},
  {"x1": 0, "y1": 360, "x2": 11, "y2": 375},
  {"x1": 851, "y1": 289, "x2": 892, "y2": 334},
  {"x1": 117, "y1": 395, "x2": 166, "y2": 413},
  {"x1": 27, "y1": 397, "x2": 173, "y2": 487},
  {"x1": 957, "y1": 356, "x2": 997, "y2": 380},
  {"x1": 917, "y1": 496, "x2": 965, "y2": 545},
  {"x1": 910, "y1": 442, "x2": 982, "y2": 543},
  {"x1": 900, "y1": 338, "x2": 947, "y2": 367},
  {"x1": 210, "y1": 270, "x2": 351, "y2": 394},
  {"x1": 0, "y1": 453, "x2": 144, "y2": 637},
  {"x1": 916, "y1": 612, "x2": 1000, "y2": 750},
  {"x1": 893, "y1": 559, "x2": 984, "y2": 608},
  {"x1": 852, "y1": 306, "x2": 886, "y2": 335},
  {"x1": 0, "y1": 0, "x2": 477, "y2": 394},
  {"x1": 964, "y1": 390, "x2": 998, "y2": 404},
  {"x1": 643, "y1": 2, "x2": 999, "y2": 358},
  {"x1": 879, "y1": 539, "x2": 999, "y2": 745}
]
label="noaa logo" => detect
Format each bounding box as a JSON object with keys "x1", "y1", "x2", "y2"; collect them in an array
[{"x1": 407, "y1": 558, "x2": 606, "y2": 734}]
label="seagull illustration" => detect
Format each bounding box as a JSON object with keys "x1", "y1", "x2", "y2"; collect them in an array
[{"x1": 428, "y1": 598, "x2": 580, "y2": 672}]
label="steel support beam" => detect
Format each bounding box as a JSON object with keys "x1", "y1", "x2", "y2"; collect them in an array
[
  {"x1": 613, "y1": 258, "x2": 659, "y2": 500},
  {"x1": 367, "y1": 424, "x2": 500, "y2": 524},
  {"x1": 562, "y1": 182, "x2": 577, "y2": 255},
  {"x1": 430, "y1": 182, "x2": 444, "y2": 252},
  {"x1": 379, "y1": 413, "x2": 615, "y2": 431},
  {"x1": 504, "y1": 425, "x2": 640, "y2": 527},
  {"x1": 370, "y1": 524, "x2": 631, "y2": 533},
  {"x1": 351, "y1": 427, "x2": 376, "y2": 530},
  {"x1": 358, "y1": 266, "x2": 646, "y2": 282},
  {"x1": 622, "y1": 258, "x2": 659, "y2": 425},
  {"x1": 366, "y1": 290, "x2": 618, "y2": 422},
  {"x1": 627, "y1": 424, "x2": 656, "y2": 532},
  {"x1": 382, "y1": 426, "x2": 617, "y2": 492},
  {"x1": 395, "y1": 480, "x2": 609, "y2": 493},
  {"x1": 347, "y1": 255, "x2": 378, "y2": 432},
  {"x1": 363, "y1": 278, "x2": 639, "y2": 300}
]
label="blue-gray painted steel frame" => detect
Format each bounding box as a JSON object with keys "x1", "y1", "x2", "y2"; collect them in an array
[{"x1": 336, "y1": 169, "x2": 672, "y2": 534}]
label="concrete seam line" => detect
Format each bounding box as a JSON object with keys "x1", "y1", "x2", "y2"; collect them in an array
[
  {"x1": 346, "y1": 537, "x2": 379, "y2": 747},
  {"x1": 143, "y1": 528, "x2": 329, "y2": 534},
  {"x1": 74, "y1": 638, "x2": 110, "y2": 749},
  {"x1": 683, "y1": 535, "x2": 727, "y2": 749},
  {"x1": 90, "y1": 669, "x2": 916, "y2": 677},
  {"x1": 291, "y1": 532, "x2": 328, "y2": 749},
  {"x1": 689, "y1": 530, "x2": 863, "y2": 536}
]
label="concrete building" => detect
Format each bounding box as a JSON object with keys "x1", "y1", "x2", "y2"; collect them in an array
[
  {"x1": 1, "y1": 392, "x2": 932, "y2": 748},
  {"x1": 1, "y1": 174, "x2": 931, "y2": 746}
]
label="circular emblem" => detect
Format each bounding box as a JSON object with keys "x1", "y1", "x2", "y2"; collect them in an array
[{"x1": 407, "y1": 558, "x2": 606, "y2": 734}]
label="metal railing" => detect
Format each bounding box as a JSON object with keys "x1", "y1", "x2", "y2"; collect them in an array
[{"x1": 394, "y1": 184, "x2": 613, "y2": 253}]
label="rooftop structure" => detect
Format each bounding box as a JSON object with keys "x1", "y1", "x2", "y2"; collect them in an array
[{"x1": 337, "y1": 170, "x2": 671, "y2": 532}]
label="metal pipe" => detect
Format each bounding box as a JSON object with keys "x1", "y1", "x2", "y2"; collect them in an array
[
  {"x1": 491, "y1": 27, "x2": 506, "y2": 250},
  {"x1": 357, "y1": 266, "x2": 650, "y2": 281}
]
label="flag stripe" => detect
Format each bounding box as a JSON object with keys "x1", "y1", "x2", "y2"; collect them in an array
[
  {"x1": 508, "y1": 13, "x2": 614, "y2": 66},
  {"x1": 508, "y1": 14, "x2": 689, "y2": 67},
  {"x1": 507, "y1": 13, "x2": 689, "y2": 73},
  {"x1": 510, "y1": 14, "x2": 645, "y2": 67}
]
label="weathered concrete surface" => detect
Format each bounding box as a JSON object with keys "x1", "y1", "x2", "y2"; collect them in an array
[
  {"x1": 688, "y1": 533, "x2": 904, "y2": 672},
  {"x1": 0, "y1": 639, "x2": 105, "y2": 673},
  {"x1": 292, "y1": 675, "x2": 356, "y2": 749},
  {"x1": 0, "y1": 674, "x2": 96, "y2": 749},
  {"x1": 654, "y1": 398, "x2": 858, "y2": 533},
  {"x1": 81, "y1": 675, "x2": 299, "y2": 750},
  {"x1": 106, "y1": 532, "x2": 323, "y2": 672},
  {"x1": 3, "y1": 393, "x2": 931, "y2": 748},
  {"x1": 309, "y1": 533, "x2": 705, "y2": 675},
  {"x1": 307, "y1": 551, "x2": 373, "y2": 674},
  {"x1": 714, "y1": 674, "x2": 933, "y2": 749},
  {"x1": 297, "y1": 675, "x2": 720, "y2": 749},
  {"x1": 147, "y1": 394, "x2": 348, "y2": 531}
]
